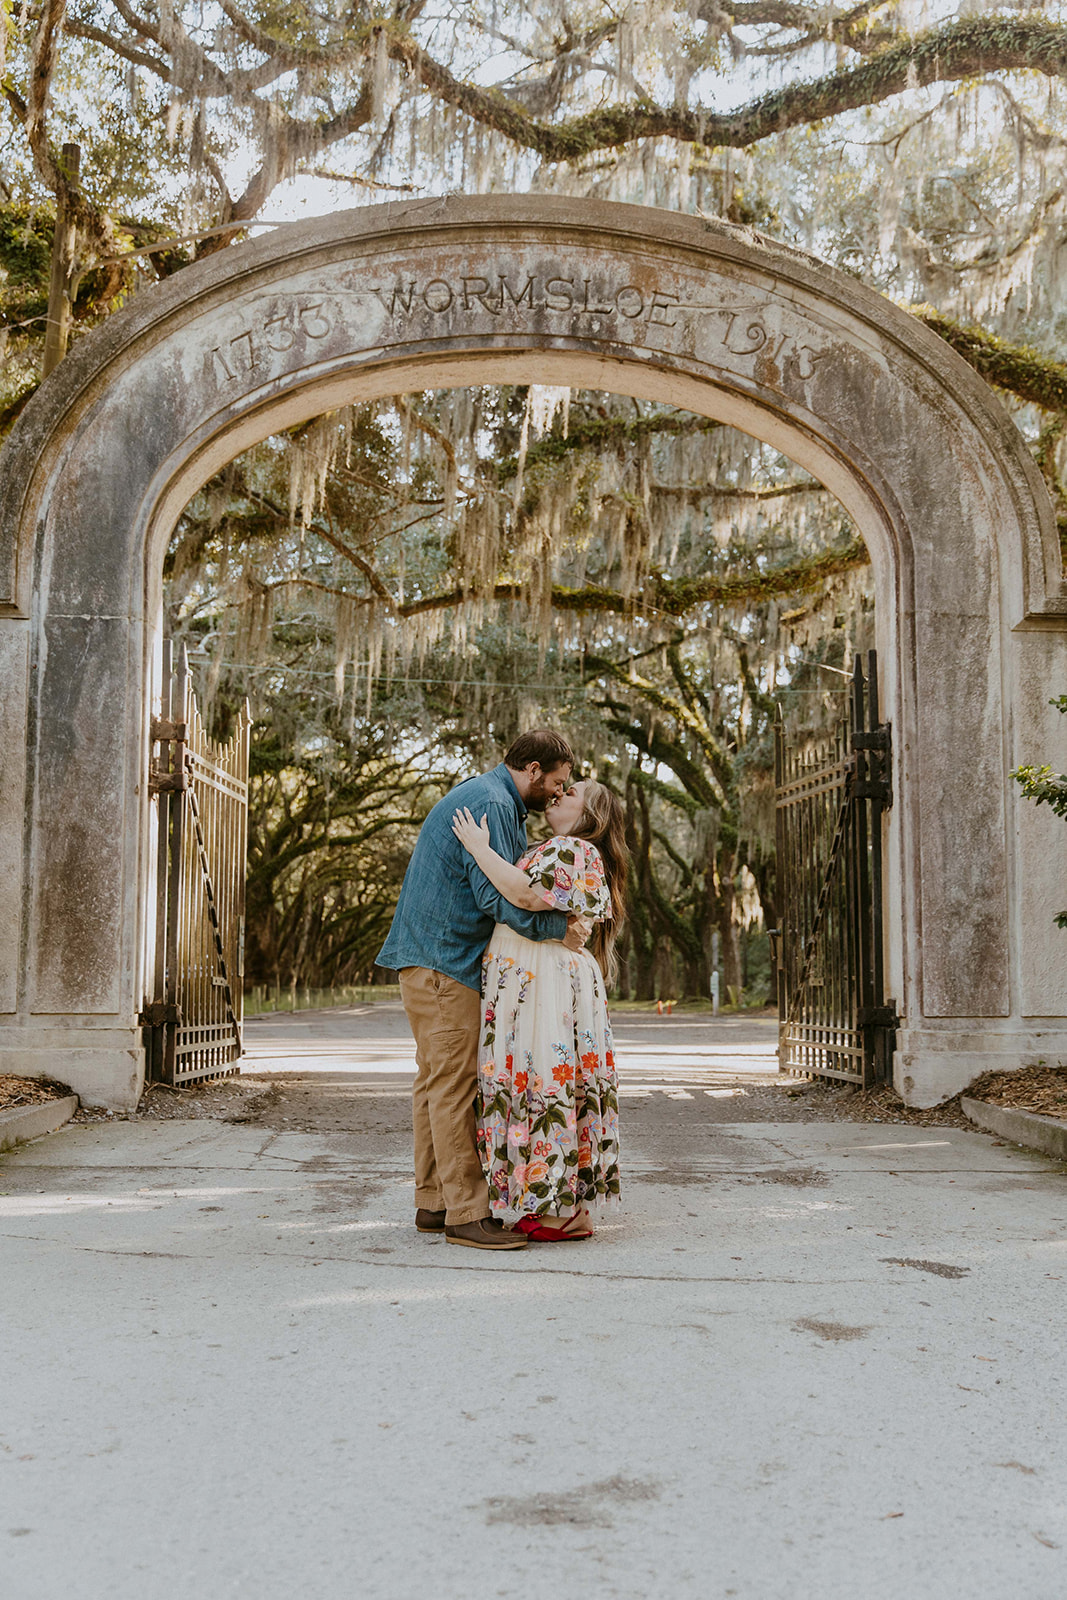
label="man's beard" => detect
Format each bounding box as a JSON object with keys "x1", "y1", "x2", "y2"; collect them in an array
[{"x1": 525, "y1": 774, "x2": 557, "y2": 811}]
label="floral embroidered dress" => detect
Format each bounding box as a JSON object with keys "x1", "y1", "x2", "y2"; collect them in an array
[{"x1": 476, "y1": 835, "x2": 620, "y2": 1223}]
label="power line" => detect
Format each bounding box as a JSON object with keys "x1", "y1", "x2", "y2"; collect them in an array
[
  {"x1": 186, "y1": 656, "x2": 846, "y2": 693},
  {"x1": 188, "y1": 657, "x2": 582, "y2": 692}
]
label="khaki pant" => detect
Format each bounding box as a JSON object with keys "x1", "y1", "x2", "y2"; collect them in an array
[{"x1": 399, "y1": 967, "x2": 489, "y2": 1226}]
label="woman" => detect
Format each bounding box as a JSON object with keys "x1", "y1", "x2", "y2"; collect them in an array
[{"x1": 451, "y1": 780, "x2": 628, "y2": 1241}]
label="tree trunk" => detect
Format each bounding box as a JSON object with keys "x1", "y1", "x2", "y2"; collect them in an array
[
  {"x1": 626, "y1": 781, "x2": 657, "y2": 1001},
  {"x1": 42, "y1": 143, "x2": 80, "y2": 377},
  {"x1": 717, "y1": 845, "x2": 743, "y2": 999}
]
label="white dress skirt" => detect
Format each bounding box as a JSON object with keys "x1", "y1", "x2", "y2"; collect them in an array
[{"x1": 474, "y1": 836, "x2": 620, "y2": 1223}]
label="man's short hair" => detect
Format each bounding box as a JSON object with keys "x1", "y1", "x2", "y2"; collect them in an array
[{"x1": 504, "y1": 729, "x2": 575, "y2": 772}]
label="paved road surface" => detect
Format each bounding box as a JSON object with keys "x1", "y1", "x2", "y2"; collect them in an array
[
  {"x1": 3, "y1": 1008, "x2": 1065, "y2": 1599},
  {"x1": 243, "y1": 1001, "x2": 781, "y2": 1081}
]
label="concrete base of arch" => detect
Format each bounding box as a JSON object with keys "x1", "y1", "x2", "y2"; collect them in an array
[{"x1": 1, "y1": 197, "x2": 1066, "y2": 1109}]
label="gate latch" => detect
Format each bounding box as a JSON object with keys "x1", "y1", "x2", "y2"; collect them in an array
[
  {"x1": 148, "y1": 768, "x2": 187, "y2": 795},
  {"x1": 140, "y1": 1001, "x2": 182, "y2": 1027}
]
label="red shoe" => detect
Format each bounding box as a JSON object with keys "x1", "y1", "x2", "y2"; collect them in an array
[{"x1": 515, "y1": 1215, "x2": 592, "y2": 1242}]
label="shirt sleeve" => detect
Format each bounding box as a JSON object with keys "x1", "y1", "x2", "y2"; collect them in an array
[
  {"x1": 525, "y1": 838, "x2": 613, "y2": 920},
  {"x1": 462, "y1": 801, "x2": 569, "y2": 943}
]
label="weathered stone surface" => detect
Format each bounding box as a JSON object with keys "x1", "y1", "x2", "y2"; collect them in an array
[
  {"x1": 0, "y1": 1043, "x2": 141, "y2": 1110},
  {"x1": 962, "y1": 1096, "x2": 1067, "y2": 1160},
  {"x1": 0, "y1": 1094, "x2": 78, "y2": 1151},
  {"x1": 913, "y1": 612, "x2": 1010, "y2": 1017},
  {"x1": 0, "y1": 197, "x2": 1064, "y2": 1105},
  {"x1": 26, "y1": 615, "x2": 132, "y2": 1014},
  {"x1": 0, "y1": 623, "x2": 29, "y2": 1012}
]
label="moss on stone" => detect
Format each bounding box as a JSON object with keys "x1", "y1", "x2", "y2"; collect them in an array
[{"x1": 916, "y1": 309, "x2": 1067, "y2": 415}]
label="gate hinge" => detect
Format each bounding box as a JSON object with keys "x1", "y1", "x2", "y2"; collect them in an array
[
  {"x1": 852, "y1": 727, "x2": 890, "y2": 751},
  {"x1": 148, "y1": 768, "x2": 187, "y2": 795},
  {"x1": 853, "y1": 779, "x2": 891, "y2": 802},
  {"x1": 852, "y1": 721, "x2": 892, "y2": 809},
  {"x1": 858, "y1": 1003, "x2": 899, "y2": 1028},
  {"x1": 140, "y1": 1001, "x2": 182, "y2": 1027},
  {"x1": 151, "y1": 717, "x2": 187, "y2": 743}
]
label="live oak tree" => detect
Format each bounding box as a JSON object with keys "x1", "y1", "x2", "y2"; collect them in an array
[
  {"x1": 6, "y1": 4, "x2": 1067, "y2": 514},
  {"x1": 4, "y1": 1, "x2": 1067, "y2": 991},
  {"x1": 166, "y1": 384, "x2": 871, "y2": 994}
]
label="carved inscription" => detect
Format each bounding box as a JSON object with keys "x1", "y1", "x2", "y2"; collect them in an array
[
  {"x1": 371, "y1": 274, "x2": 680, "y2": 326},
  {"x1": 368, "y1": 271, "x2": 828, "y2": 381},
  {"x1": 204, "y1": 281, "x2": 829, "y2": 389},
  {"x1": 716, "y1": 308, "x2": 825, "y2": 380},
  {"x1": 208, "y1": 300, "x2": 332, "y2": 384}
]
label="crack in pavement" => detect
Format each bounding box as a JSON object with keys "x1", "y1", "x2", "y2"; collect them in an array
[{"x1": 0, "y1": 1237, "x2": 874, "y2": 1284}]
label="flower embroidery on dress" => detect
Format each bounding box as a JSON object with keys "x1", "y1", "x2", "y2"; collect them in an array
[
  {"x1": 474, "y1": 837, "x2": 620, "y2": 1224},
  {"x1": 517, "y1": 837, "x2": 613, "y2": 921}
]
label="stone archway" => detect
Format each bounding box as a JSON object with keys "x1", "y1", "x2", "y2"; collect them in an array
[{"x1": 1, "y1": 197, "x2": 1065, "y2": 1109}]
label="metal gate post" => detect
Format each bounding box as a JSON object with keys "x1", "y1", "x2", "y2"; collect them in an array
[
  {"x1": 143, "y1": 641, "x2": 251, "y2": 1088},
  {"x1": 147, "y1": 640, "x2": 172, "y2": 1084},
  {"x1": 777, "y1": 651, "x2": 897, "y2": 1087},
  {"x1": 852, "y1": 650, "x2": 896, "y2": 1084},
  {"x1": 773, "y1": 704, "x2": 786, "y2": 1068}
]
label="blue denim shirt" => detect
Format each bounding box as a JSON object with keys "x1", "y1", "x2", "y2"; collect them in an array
[{"x1": 376, "y1": 764, "x2": 569, "y2": 990}]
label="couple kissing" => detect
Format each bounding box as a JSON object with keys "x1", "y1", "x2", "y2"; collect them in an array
[{"x1": 377, "y1": 730, "x2": 628, "y2": 1250}]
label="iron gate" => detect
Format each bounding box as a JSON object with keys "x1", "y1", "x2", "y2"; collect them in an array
[
  {"x1": 143, "y1": 642, "x2": 251, "y2": 1086},
  {"x1": 773, "y1": 651, "x2": 896, "y2": 1088}
]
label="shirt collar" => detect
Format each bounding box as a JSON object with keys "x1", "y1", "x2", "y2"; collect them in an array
[{"x1": 496, "y1": 763, "x2": 528, "y2": 821}]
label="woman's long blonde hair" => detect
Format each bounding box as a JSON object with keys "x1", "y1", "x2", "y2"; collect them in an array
[{"x1": 571, "y1": 780, "x2": 629, "y2": 989}]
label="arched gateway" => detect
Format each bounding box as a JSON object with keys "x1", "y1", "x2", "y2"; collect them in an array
[{"x1": 1, "y1": 197, "x2": 1065, "y2": 1109}]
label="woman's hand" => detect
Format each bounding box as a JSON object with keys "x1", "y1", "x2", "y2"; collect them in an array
[{"x1": 452, "y1": 807, "x2": 492, "y2": 858}]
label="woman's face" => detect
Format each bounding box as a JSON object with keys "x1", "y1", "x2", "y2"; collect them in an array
[{"x1": 547, "y1": 780, "x2": 587, "y2": 836}]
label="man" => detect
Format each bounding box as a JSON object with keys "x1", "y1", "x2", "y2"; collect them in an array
[{"x1": 377, "y1": 730, "x2": 589, "y2": 1251}]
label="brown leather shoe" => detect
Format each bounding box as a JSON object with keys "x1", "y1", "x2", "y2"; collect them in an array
[
  {"x1": 415, "y1": 1208, "x2": 447, "y2": 1233},
  {"x1": 444, "y1": 1217, "x2": 529, "y2": 1250}
]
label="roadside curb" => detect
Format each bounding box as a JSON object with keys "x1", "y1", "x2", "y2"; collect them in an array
[
  {"x1": 961, "y1": 1096, "x2": 1067, "y2": 1161},
  {"x1": 0, "y1": 1096, "x2": 79, "y2": 1153}
]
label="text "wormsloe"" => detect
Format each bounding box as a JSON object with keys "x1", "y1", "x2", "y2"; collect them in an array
[{"x1": 372, "y1": 273, "x2": 680, "y2": 326}]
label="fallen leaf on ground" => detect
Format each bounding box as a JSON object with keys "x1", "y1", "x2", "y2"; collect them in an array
[
  {"x1": 967, "y1": 1064, "x2": 1067, "y2": 1118},
  {"x1": 0, "y1": 1074, "x2": 73, "y2": 1109}
]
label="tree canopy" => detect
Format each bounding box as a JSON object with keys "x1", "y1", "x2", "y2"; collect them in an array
[{"x1": 3, "y1": 1, "x2": 1066, "y2": 995}]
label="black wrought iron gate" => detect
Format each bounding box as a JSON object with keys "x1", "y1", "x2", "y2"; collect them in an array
[
  {"x1": 774, "y1": 651, "x2": 896, "y2": 1088},
  {"x1": 143, "y1": 642, "x2": 251, "y2": 1086}
]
